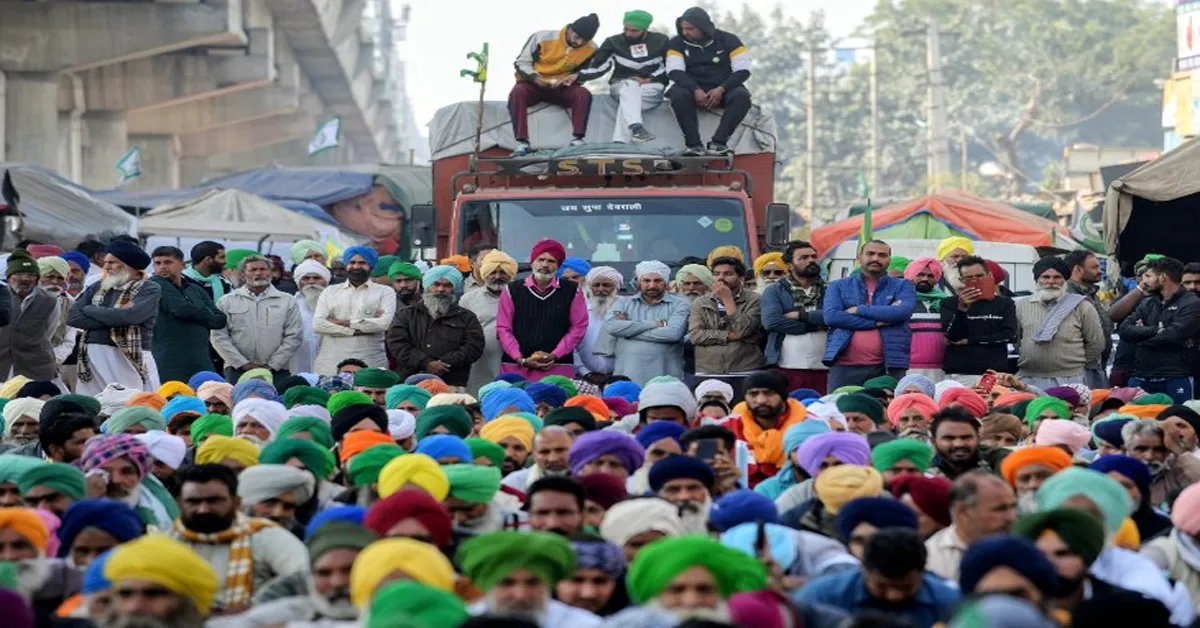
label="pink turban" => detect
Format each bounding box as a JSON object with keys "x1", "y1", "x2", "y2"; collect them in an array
[
  {"x1": 1172, "y1": 483, "x2": 1200, "y2": 535},
  {"x1": 939, "y1": 387, "x2": 988, "y2": 418},
  {"x1": 530, "y1": 239, "x2": 566, "y2": 264},
  {"x1": 903, "y1": 257, "x2": 943, "y2": 283},
  {"x1": 887, "y1": 393, "x2": 940, "y2": 426},
  {"x1": 1034, "y1": 419, "x2": 1091, "y2": 453}
]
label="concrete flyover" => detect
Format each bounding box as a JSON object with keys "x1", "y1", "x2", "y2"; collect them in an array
[{"x1": 0, "y1": 0, "x2": 403, "y2": 190}]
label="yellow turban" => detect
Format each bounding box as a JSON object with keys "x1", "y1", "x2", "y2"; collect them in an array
[
  {"x1": 1113, "y1": 517, "x2": 1141, "y2": 550},
  {"x1": 706, "y1": 245, "x2": 745, "y2": 267},
  {"x1": 350, "y1": 538, "x2": 456, "y2": 608},
  {"x1": 479, "y1": 250, "x2": 517, "y2": 280},
  {"x1": 479, "y1": 416, "x2": 534, "y2": 450},
  {"x1": 105, "y1": 535, "x2": 219, "y2": 616},
  {"x1": 0, "y1": 376, "x2": 30, "y2": 400},
  {"x1": 377, "y1": 453, "x2": 449, "y2": 500},
  {"x1": 157, "y1": 381, "x2": 196, "y2": 399},
  {"x1": 814, "y1": 465, "x2": 884, "y2": 514},
  {"x1": 0, "y1": 508, "x2": 49, "y2": 553},
  {"x1": 936, "y1": 236, "x2": 974, "y2": 261},
  {"x1": 753, "y1": 252, "x2": 785, "y2": 277},
  {"x1": 195, "y1": 435, "x2": 260, "y2": 468}
]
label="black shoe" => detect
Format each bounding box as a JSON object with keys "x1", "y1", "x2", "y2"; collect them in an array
[
  {"x1": 630, "y1": 124, "x2": 655, "y2": 143},
  {"x1": 681, "y1": 145, "x2": 706, "y2": 156},
  {"x1": 707, "y1": 142, "x2": 732, "y2": 155}
]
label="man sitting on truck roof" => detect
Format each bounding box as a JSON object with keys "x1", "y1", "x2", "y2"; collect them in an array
[
  {"x1": 665, "y1": 7, "x2": 752, "y2": 156},
  {"x1": 576, "y1": 10, "x2": 669, "y2": 144},
  {"x1": 508, "y1": 14, "x2": 601, "y2": 158}
]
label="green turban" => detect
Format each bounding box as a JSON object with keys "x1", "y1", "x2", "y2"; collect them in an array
[
  {"x1": 623, "y1": 9, "x2": 653, "y2": 30},
  {"x1": 0, "y1": 455, "x2": 45, "y2": 484},
  {"x1": 52, "y1": 394, "x2": 101, "y2": 417},
  {"x1": 372, "y1": 256, "x2": 400, "y2": 278},
  {"x1": 457, "y1": 531, "x2": 576, "y2": 591},
  {"x1": 386, "y1": 385, "x2": 432, "y2": 411},
  {"x1": 191, "y1": 413, "x2": 233, "y2": 444},
  {"x1": 307, "y1": 520, "x2": 378, "y2": 566},
  {"x1": 466, "y1": 438, "x2": 505, "y2": 468},
  {"x1": 328, "y1": 391, "x2": 375, "y2": 418},
  {"x1": 626, "y1": 536, "x2": 767, "y2": 604},
  {"x1": 1011, "y1": 508, "x2": 1106, "y2": 566},
  {"x1": 676, "y1": 263, "x2": 714, "y2": 287},
  {"x1": 104, "y1": 407, "x2": 167, "y2": 435},
  {"x1": 539, "y1": 375, "x2": 578, "y2": 398},
  {"x1": 415, "y1": 405, "x2": 473, "y2": 439},
  {"x1": 290, "y1": 240, "x2": 325, "y2": 266},
  {"x1": 354, "y1": 368, "x2": 400, "y2": 389},
  {"x1": 18, "y1": 462, "x2": 86, "y2": 500},
  {"x1": 276, "y1": 416, "x2": 335, "y2": 449},
  {"x1": 1024, "y1": 396, "x2": 1071, "y2": 427},
  {"x1": 863, "y1": 376, "x2": 899, "y2": 392},
  {"x1": 367, "y1": 579, "x2": 468, "y2": 628},
  {"x1": 237, "y1": 368, "x2": 274, "y2": 385},
  {"x1": 442, "y1": 464, "x2": 501, "y2": 504},
  {"x1": 282, "y1": 386, "x2": 330, "y2": 409},
  {"x1": 511, "y1": 411, "x2": 544, "y2": 433},
  {"x1": 261, "y1": 437, "x2": 335, "y2": 479},
  {"x1": 226, "y1": 248, "x2": 260, "y2": 271},
  {"x1": 1035, "y1": 467, "x2": 1131, "y2": 536},
  {"x1": 389, "y1": 261, "x2": 422, "y2": 280},
  {"x1": 348, "y1": 443, "x2": 405, "y2": 487},
  {"x1": 870, "y1": 439, "x2": 933, "y2": 473},
  {"x1": 836, "y1": 393, "x2": 885, "y2": 425},
  {"x1": 887, "y1": 256, "x2": 911, "y2": 274},
  {"x1": 833, "y1": 385, "x2": 864, "y2": 394},
  {"x1": 1133, "y1": 393, "x2": 1174, "y2": 406}
]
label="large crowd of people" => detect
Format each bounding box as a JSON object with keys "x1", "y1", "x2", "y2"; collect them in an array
[{"x1": 0, "y1": 223, "x2": 1199, "y2": 628}]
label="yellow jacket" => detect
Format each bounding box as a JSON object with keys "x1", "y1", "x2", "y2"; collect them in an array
[{"x1": 513, "y1": 27, "x2": 596, "y2": 82}]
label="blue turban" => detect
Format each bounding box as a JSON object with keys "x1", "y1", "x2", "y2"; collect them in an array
[
  {"x1": 232, "y1": 379, "x2": 279, "y2": 406},
  {"x1": 422, "y1": 264, "x2": 463, "y2": 289},
  {"x1": 1092, "y1": 416, "x2": 1134, "y2": 449},
  {"x1": 709, "y1": 490, "x2": 779, "y2": 532},
  {"x1": 304, "y1": 506, "x2": 367, "y2": 541},
  {"x1": 603, "y1": 381, "x2": 642, "y2": 403},
  {"x1": 832, "y1": 497, "x2": 918, "y2": 541},
  {"x1": 526, "y1": 383, "x2": 567, "y2": 409},
  {"x1": 56, "y1": 500, "x2": 144, "y2": 558},
  {"x1": 343, "y1": 245, "x2": 380, "y2": 269},
  {"x1": 482, "y1": 388, "x2": 535, "y2": 422},
  {"x1": 415, "y1": 434, "x2": 473, "y2": 463},
  {"x1": 896, "y1": 374, "x2": 936, "y2": 398},
  {"x1": 187, "y1": 371, "x2": 226, "y2": 390},
  {"x1": 648, "y1": 455, "x2": 713, "y2": 492},
  {"x1": 60, "y1": 251, "x2": 90, "y2": 275},
  {"x1": 789, "y1": 388, "x2": 821, "y2": 402},
  {"x1": 83, "y1": 550, "x2": 113, "y2": 594},
  {"x1": 1089, "y1": 455, "x2": 1152, "y2": 507},
  {"x1": 959, "y1": 536, "x2": 1059, "y2": 596},
  {"x1": 635, "y1": 421, "x2": 687, "y2": 449},
  {"x1": 161, "y1": 395, "x2": 206, "y2": 421},
  {"x1": 495, "y1": 373, "x2": 526, "y2": 384},
  {"x1": 558, "y1": 256, "x2": 592, "y2": 278},
  {"x1": 721, "y1": 522, "x2": 799, "y2": 571},
  {"x1": 478, "y1": 381, "x2": 511, "y2": 402}
]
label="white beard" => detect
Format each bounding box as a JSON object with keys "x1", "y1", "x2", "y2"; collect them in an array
[
  {"x1": 942, "y1": 263, "x2": 964, "y2": 290},
  {"x1": 589, "y1": 294, "x2": 614, "y2": 316},
  {"x1": 647, "y1": 599, "x2": 732, "y2": 623},
  {"x1": 238, "y1": 434, "x2": 267, "y2": 449},
  {"x1": 486, "y1": 280, "x2": 507, "y2": 294},
  {"x1": 301, "y1": 285, "x2": 325, "y2": 310},
  {"x1": 101, "y1": 271, "x2": 133, "y2": 291},
  {"x1": 41, "y1": 285, "x2": 63, "y2": 298},
  {"x1": 423, "y1": 293, "x2": 455, "y2": 319},
  {"x1": 677, "y1": 496, "x2": 712, "y2": 534},
  {"x1": 306, "y1": 574, "x2": 357, "y2": 620},
  {"x1": 533, "y1": 269, "x2": 555, "y2": 283},
  {"x1": 1036, "y1": 286, "x2": 1066, "y2": 303},
  {"x1": 15, "y1": 557, "x2": 50, "y2": 601},
  {"x1": 486, "y1": 591, "x2": 548, "y2": 624},
  {"x1": 246, "y1": 277, "x2": 271, "y2": 290}
]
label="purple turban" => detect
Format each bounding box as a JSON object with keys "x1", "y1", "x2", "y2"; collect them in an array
[
  {"x1": 568, "y1": 431, "x2": 645, "y2": 476},
  {"x1": 794, "y1": 432, "x2": 870, "y2": 477},
  {"x1": 1044, "y1": 386, "x2": 1081, "y2": 408}
]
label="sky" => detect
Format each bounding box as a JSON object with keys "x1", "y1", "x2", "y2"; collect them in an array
[{"x1": 400, "y1": 0, "x2": 873, "y2": 131}]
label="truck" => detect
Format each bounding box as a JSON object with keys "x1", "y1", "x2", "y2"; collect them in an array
[{"x1": 413, "y1": 98, "x2": 789, "y2": 287}]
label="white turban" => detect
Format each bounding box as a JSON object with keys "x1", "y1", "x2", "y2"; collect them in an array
[
  {"x1": 805, "y1": 401, "x2": 846, "y2": 428},
  {"x1": 586, "y1": 265, "x2": 624, "y2": 287},
  {"x1": 426, "y1": 393, "x2": 477, "y2": 408},
  {"x1": 387, "y1": 409, "x2": 416, "y2": 442},
  {"x1": 2, "y1": 399, "x2": 44, "y2": 439},
  {"x1": 934, "y1": 380, "x2": 966, "y2": 404},
  {"x1": 600, "y1": 498, "x2": 686, "y2": 547},
  {"x1": 694, "y1": 379, "x2": 734, "y2": 405},
  {"x1": 135, "y1": 431, "x2": 188, "y2": 470},
  {"x1": 293, "y1": 259, "x2": 331, "y2": 283},
  {"x1": 635, "y1": 260, "x2": 671, "y2": 281},
  {"x1": 288, "y1": 405, "x2": 331, "y2": 423},
  {"x1": 232, "y1": 399, "x2": 289, "y2": 440},
  {"x1": 96, "y1": 383, "x2": 137, "y2": 417},
  {"x1": 37, "y1": 257, "x2": 69, "y2": 279},
  {"x1": 236, "y1": 464, "x2": 316, "y2": 506}
]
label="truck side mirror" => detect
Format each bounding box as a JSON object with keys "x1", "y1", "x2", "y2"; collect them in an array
[
  {"x1": 765, "y1": 203, "x2": 790, "y2": 248},
  {"x1": 409, "y1": 203, "x2": 437, "y2": 258}
]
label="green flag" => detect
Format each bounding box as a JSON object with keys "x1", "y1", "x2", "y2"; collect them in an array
[
  {"x1": 308, "y1": 117, "x2": 341, "y2": 156},
  {"x1": 116, "y1": 147, "x2": 142, "y2": 185}
]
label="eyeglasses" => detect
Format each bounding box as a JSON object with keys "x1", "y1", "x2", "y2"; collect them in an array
[{"x1": 761, "y1": 269, "x2": 786, "y2": 277}]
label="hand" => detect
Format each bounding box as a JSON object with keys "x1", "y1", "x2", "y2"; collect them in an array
[
  {"x1": 706, "y1": 86, "x2": 725, "y2": 106},
  {"x1": 84, "y1": 471, "x2": 108, "y2": 499},
  {"x1": 656, "y1": 320, "x2": 667, "y2": 327},
  {"x1": 947, "y1": 338, "x2": 968, "y2": 345},
  {"x1": 958, "y1": 287, "x2": 981, "y2": 310},
  {"x1": 427, "y1": 360, "x2": 450, "y2": 375},
  {"x1": 562, "y1": 74, "x2": 578, "y2": 86},
  {"x1": 711, "y1": 282, "x2": 733, "y2": 302},
  {"x1": 584, "y1": 372, "x2": 609, "y2": 386},
  {"x1": 726, "y1": 330, "x2": 742, "y2": 341},
  {"x1": 693, "y1": 88, "x2": 708, "y2": 106},
  {"x1": 846, "y1": 306, "x2": 859, "y2": 315},
  {"x1": 711, "y1": 453, "x2": 740, "y2": 493},
  {"x1": 785, "y1": 311, "x2": 801, "y2": 320},
  {"x1": 327, "y1": 317, "x2": 351, "y2": 327},
  {"x1": 993, "y1": 371, "x2": 1026, "y2": 391},
  {"x1": 613, "y1": 311, "x2": 628, "y2": 320},
  {"x1": 636, "y1": 76, "x2": 651, "y2": 85},
  {"x1": 534, "y1": 76, "x2": 552, "y2": 88}
]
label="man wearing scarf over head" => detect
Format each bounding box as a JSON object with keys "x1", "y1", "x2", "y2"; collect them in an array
[
  {"x1": 463, "y1": 250, "x2": 517, "y2": 391},
  {"x1": 497, "y1": 239, "x2": 588, "y2": 380},
  {"x1": 68, "y1": 241, "x2": 162, "y2": 393},
  {"x1": 289, "y1": 259, "x2": 331, "y2": 374},
  {"x1": 904, "y1": 257, "x2": 948, "y2": 382},
  {"x1": 312, "y1": 246, "x2": 397, "y2": 374},
  {"x1": 78, "y1": 434, "x2": 178, "y2": 529},
  {"x1": 388, "y1": 264, "x2": 485, "y2": 389},
  {"x1": 1016, "y1": 256, "x2": 1105, "y2": 390}
]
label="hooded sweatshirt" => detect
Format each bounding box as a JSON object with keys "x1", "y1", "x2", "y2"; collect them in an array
[{"x1": 665, "y1": 7, "x2": 751, "y2": 91}]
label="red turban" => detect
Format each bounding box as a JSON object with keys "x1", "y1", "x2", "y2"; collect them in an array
[
  {"x1": 530, "y1": 239, "x2": 566, "y2": 264},
  {"x1": 985, "y1": 260, "x2": 1008, "y2": 283},
  {"x1": 602, "y1": 397, "x2": 634, "y2": 418},
  {"x1": 579, "y1": 472, "x2": 628, "y2": 510},
  {"x1": 903, "y1": 257, "x2": 942, "y2": 283},
  {"x1": 887, "y1": 393, "x2": 939, "y2": 427},
  {"x1": 891, "y1": 473, "x2": 952, "y2": 527},
  {"x1": 939, "y1": 387, "x2": 988, "y2": 418},
  {"x1": 364, "y1": 488, "x2": 453, "y2": 548}
]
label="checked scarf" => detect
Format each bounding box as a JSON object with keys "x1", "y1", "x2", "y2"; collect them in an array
[
  {"x1": 76, "y1": 278, "x2": 147, "y2": 383},
  {"x1": 173, "y1": 513, "x2": 278, "y2": 607},
  {"x1": 786, "y1": 275, "x2": 824, "y2": 312}
]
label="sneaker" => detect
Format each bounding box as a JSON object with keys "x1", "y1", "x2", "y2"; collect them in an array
[
  {"x1": 681, "y1": 145, "x2": 706, "y2": 156},
  {"x1": 707, "y1": 142, "x2": 732, "y2": 155},
  {"x1": 569, "y1": 138, "x2": 586, "y2": 147},
  {"x1": 510, "y1": 141, "x2": 532, "y2": 157},
  {"x1": 629, "y1": 124, "x2": 655, "y2": 143}
]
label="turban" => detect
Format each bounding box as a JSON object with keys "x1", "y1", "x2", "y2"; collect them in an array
[
  {"x1": 1113, "y1": 387, "x2": 1149, "y2": 404},
  {"x1": 936, "y1": 236, "x2": 974, "y2": 261},
  {"x1": 639, "y1": 378, "x2": 698, "y2": 419},
  {"x1": 635, "y1": 420, "x2": 687, "y2": 449},
  {"x1": 365, "y1": 488, "x2": 453, "y2": 548},
  {"x1": 635, "y1": 260, "x2": 671, "y2": 281},
  {"x1": 706, "y1": 245, "x2": 745, "y2": 266},
  {"x1": 833, "y1": 497, "x2": 919, "y2": 541},
  {"x1": 197, "y1": 381, "x2": 234, "y2": 409},
  {"x1": 372, "y1": 256, "x2": 399, "y2": 278},
  {"x1": 105, "y1": 407, "x2": 166, "y2": 435},
  {"x1": 1036, "y1": 467, "x2": 1131, "y2": 535},
  {"x1": 350, "y1": 538, "x2": 456, "y2": 608},
  {"x1": 414, "y1": 434, "x2": 473, "y2": 463},
  {"x1": 1044, "y1": 386, "x2": 1081, "y2": 407},
  {"x1": 187, "y1": 371, "x2": 224, "y2": 390},
  {"x1": 79, "y1": 435, "x2": 150, "y2": 477},
  {"x1": 495, "y1": 373, "x2": 526, "y2": 383},
  {"x1": 457, "y1": 530, "x2": 575, "y2": 590},
  {"x1": 815, "y1": 465, "x2": 884, "y2": 514},
  {"x1": 1172, "y1": 483, "x2": 1200, "y2": 535},
  {"x1": 708, "y1": 489, "x2": 778, "y2": 532},
  {"x1": 353, "y1": 368, "x2": 400, "y2": 390},
  {"x1": 999, "y1": 446, "x2": 1073, "y2": 486},
  {"x1": 604, "y1": 397, "x2": 634, "y2": 418},
  {"x1": 161, "y1": 395, "x2": 205, "y2": 423},
  {"x1": 190, "y1": 414, "x2": 233, "y2": 444},
  {"x1": 789, "y1": 389, "x2": 820, "y2": 402},
  {"x1": 427, "y1": 393, "x2": 477, "y2": 409},
  {"x1": 540, "y1": 375, "x2": 578, "y2": 397},
  {"x1": 529, "y1": 238, "x2": 566, "y2": 264},
  {"x1": 0, "y1": 508, "x2": 49, "y2": 552},
  {"x1": 277, "y1": 416, "x2": 335, "y2": 449},
  {"x1": 422, "y1": 264, "x2": 463, "y2": 289},
  {"x1": 2, "y1": 398, "x2": 44, "y2": 436},
  {"x1": 586, "y1": 266, "x2": 624, "y2": 290},
  {"x1": 580, "y1": 472, "x2": 628, "y2": 510},
  {"x1": 1159, "y1": 405, "x2": 1200, "y2": 434},
  {"x1": 722, "y1": 523, "x2": 800, "y2": 575},
  {"x1": 282, "y1": 386, "x2": 330, "y2": 410},
  {"x1": 342, "y1": 245, "x2": 379, "y2": 268},
  {"x1": 232, "y1": 399, "x2": 288, "y2": 440},
  {"x1": 305, "y1": 506, "x2": 367, "y2": 540},
  {"x1": 1033, "y1": 256, "x2": 1071, "y2": 280},
  {"x1": 19, "y1": 462, "x2": 85, "y2": 500},
  {"x1": 870, "y1": 439, "x2": 933, "y2": 472},
  {"x1": 466, "y1": 438, "x2": 505, "y2": 467},
  {"x1": 649, "y1": 455, "x2": 714, "y2": 492},
  {"x1": 481, "y1": 388, "x2": 535, "y2": 422},
  {"x1": 385, "y1": 385, "x2": 432, "y2": 411},
  {"x1": 753, "y1": 252, "x2": 785, "y2": 277},
  {"x1": 50, "y1": 393, "x2": 101, "y2": 417},
  {"x1": 238, "y1": 369, "x2": 275, "y2": 386},
  {"x1": 1134, "y1": 392, "x2": 1174, "y2": 406},
  {"x1": 959, "y1": 536, "x2": 1058, "y2": 596},
  {"x1": 340, "y1": 430, "x2": 395, "y2": 464},
  {"x1": 293, "y1": 259, "x2": 331, "y2": 284},
  {"x1": 225, "y1": 249, "x2": 258, "y2": 270},
  {"x1": 479, "y1": 416, "x2": 535, "y2": 450},
  {"x1": 0, "y1": 376, "x2": 30, "y2": 401},
  {"x1": 331, "y1": 404, "x2": 388, "y2": 443},
  {"x1": 887, "y1": 393, "x2": 939, "y2": 426},
  {"x1": 125, "y1": 392, "x2": 166, "y2": 412},
  {"x1": 933, "y1": 380, "x2": 964, "y2": 403},
  {"x1": 887, "y1": 255, "x2": 911, "y2": 274},
  {"x1": 1034, "y1": 419, "x2": 1091, "y2": 452},
  {"x1": 939, "y1": 388, "x2": 988, "y2": 418},
  {"x1": 0, "y1": 455, "x2": 41, "y2": 486},
  {"x1": 232, "y1": 380, "x2": 278, "y2": 406},
  {"x1": 1024, "y1": 396, "x2": 1071, "y2": 427},
  {"x1": 328, "y1": 390, "x2": 373, "y2": 418},
  {"x1": 157, "y1": 381, "x2": 195, "y2": 400},
  {"x1": 565, "y1": 394, "x2": 610, "y2": 423},
  {"x1": 306, "y1": 520, "x2": 377, "y2": 567},
  {"x1": 903, "y1": 257, "x2": 944, "y2": 283},
  {"x1": 386, "y1": 409, "x2": 416, "y2": 441},
  {"x1": 560, "y1": 256, "x2": 592, "y2": 279},
  {"x1": 134, "y1": 432, "x2": 187, "y2": 470},
  {"x1": 573, "y1": 539, "x2": 626, "y2": 583},
  {"x1": 416, "y1": 379, "x2": 450, "y2": 395},
  {"x1": 367, "y1": 580, "x2": 468, "y2": 628},
  {"x1": 1088, "y1": 455, "x2": 1151, "y2": 507},
  {"x1": 290, "y1": 240, "x2": 325, "y2": 265},
  {"x1": 37, "y1": 256, "x2": 69, "y2": 279},
  {"x1": 61, "y1": 251, "x2": 90, "y2": 274},
  {"x1": 600, "y1": 498, "x2": 686, "y2": 547},
  {"x1": 105, "y1": 535, "x2": 218, "y2": 616},
  {"x1": 260, "y1": 437, "x2": 333, "y2": 479},
  {"x1": 603, "y1": 380, "x2": 642, "y2": 403},
  {"x1": 55, "y1": 500, "x2": 143, "y2": 558},
  {"x1": 891, "y1": 473, "x2": 953, "y2": 527},
  {"x1": 569, "y1": 431, "x2": 645, "y2": 476},
  {"x1": 1119, "y1": 403, "x2": 1170, "y2": 419},
  {"x1": 414, "y1": 405, "x2": 473, "y2": 440},
  {"x1": 388, "y1": 261, "x2": 422, "y2": 281},
  {"x1": 106, "y1": 240, "x2": 150, "y2": 270},
  {"x1": 895, "y1": 374, "x2": 936, "y2": 398},
  {"x1": 980, "y1": 413, "x2": 1025, "y2": 444},
  {"x1": 378, "y1": 454, "x2": 449, "y2": 500},
  {"x1": 863, "y1": 375, "x2": 899, "y2": 392},
  {"x1": 237, "y1": 464, "x2": 316, "y2": 506},
  {"x1": 623, "y1": 9, "x2": 653, "y2": 30},
  {"x1": 195, "y1": 435, "x2": 260, "y2": 468},
  {"x1": 836, "y1": 393, "x2": 885, "y2": 425},
  {"x1": 438, "y1": 254, "x2": 470, "y2": 273},
  {"x1": 676, "y1": 263, "x2": 714, "y2": 287},
  {"x1": 794, "y1": 432, "x2": 870, "y2": 477},
  {"x1": 479, "y1": 249, "x2": 517, "y2": 279},
  {"x1": 526, "y1": 382, "x2": 568, "y2": 408},
  {"x1": 443, "y1": 463, "x2": 502, "y2": 503},
  {"x1": 348, "y1": 443, "x2": 404, "y2": 487},
  {"x1": 1012, "y1": 508, "x2": 1107, "y2": 566},
  {"x1": 626, "y1": 536, "x2": 766, "y2": 604},
  {"x1": 744, "y1": 371, "x2": 789, "y2": 400},
  {"x1": 15, "y1": 380, "x2": 61, "y2": 400}
]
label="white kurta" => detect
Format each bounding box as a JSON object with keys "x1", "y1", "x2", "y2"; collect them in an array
[
  {"x1": 310, "y1": 281, "x2": 396, "y2": 374},
  {"x1": 288, "y1": 293, "x2": 321, "y2": 375}
]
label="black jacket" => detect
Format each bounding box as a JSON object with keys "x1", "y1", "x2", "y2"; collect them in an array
[
  {"x1": 939, "y1": 294, "x2": 1017, "y2": 375},
  {"x1": 1118, "y1": 288, "x2": 1200, "y2": 377},
  {"x1": 665, "y1": 7, "x2": 751, "y2": 91},
  {"x1": 386, "y1": 302, "x2": 485, "y2": 387},
  {"x1": 579, "y1": 31, "x2": 670, "y2": 85}
]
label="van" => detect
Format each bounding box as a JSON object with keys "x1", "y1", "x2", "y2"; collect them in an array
[{"x1": 825, "y1": 239, "x2": 1042, "y2": 294}]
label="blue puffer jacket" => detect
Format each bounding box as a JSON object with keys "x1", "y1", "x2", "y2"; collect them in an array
[{"x1": 821, "y1": 273, "x2": 916, "y2": 368}]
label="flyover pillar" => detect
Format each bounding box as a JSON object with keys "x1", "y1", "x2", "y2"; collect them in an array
[
  {"x1": 82, "y1": 112, "x2": 128, "y2": 189},
  {"x1": 3, "y1": 72, "x2": 59, "y2": 169}
]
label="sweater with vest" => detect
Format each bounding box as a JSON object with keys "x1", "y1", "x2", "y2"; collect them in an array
[{"x1": 496, "y1": 276, "x2": 588, "y2": 365}]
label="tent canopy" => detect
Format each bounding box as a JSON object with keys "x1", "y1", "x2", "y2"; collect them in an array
[
  {"x1": 138, "y1": 189, "x2": 359, "y2": 242},
  {"x1": 810, "y1": 189, "x2": 1076, "y2": 255},
  {"x1": 0, "y1": 163, "x2": 136, "y2": 247},
  {"x1": 1104, "y1": 137, "x2": 1200, "y2": 271}
]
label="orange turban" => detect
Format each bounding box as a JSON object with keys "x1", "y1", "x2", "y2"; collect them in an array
[
  {"x1": 1118, "y1": 404, "x2": 1169, "y2": 419},
  {"x1": 0, "y1": 508, "x2": 49, "y2": 553},
  {"x1": 340, "y1": 431, "x2": 397, "y2": 464},
  {"x1": 417, "y1": 379, "x2": 450, "y2": 396},
  {"x1": 127, "y1": 392, "x2": 168, "y2": 411},
  {"x1": 999, "y1": 446, "x2": 1073, "y2": 486},
  {"x1": 994, "y1": 391, "x2": 1037, "y2": 408},
  {"x1": 1091, "y1": 389, "x2": 1111, "y2": 406},
  {"x1": 440, "y1": 255, "x2": 472, "y2": 273},
  {"x1": 565, "y1": 395, "x2": 610, "y2": 422}
]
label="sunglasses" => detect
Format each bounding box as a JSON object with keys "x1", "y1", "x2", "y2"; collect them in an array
[{"x1": 761, "y1": 269, "x2": 786, "y2": 277}]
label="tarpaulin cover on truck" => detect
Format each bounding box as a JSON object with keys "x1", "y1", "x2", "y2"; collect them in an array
[{"x1": 0, "y1": 163, "x2": 136, "y2": 247}]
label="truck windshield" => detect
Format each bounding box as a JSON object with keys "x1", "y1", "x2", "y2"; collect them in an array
[{"x1": 459, "y1": 196, "x2": 750, "y2": 284}]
